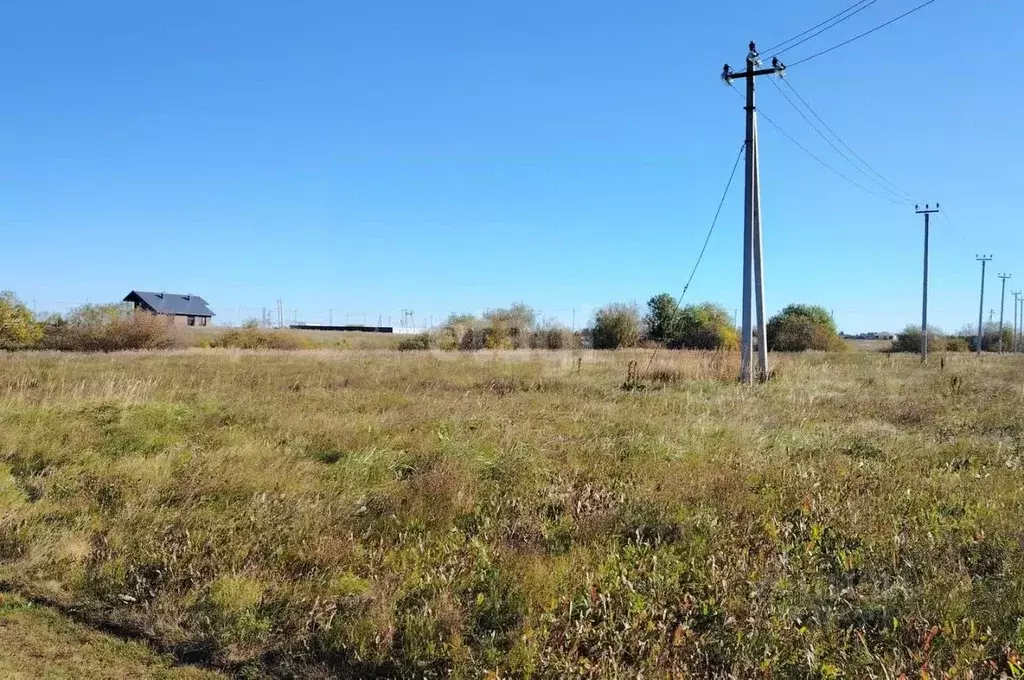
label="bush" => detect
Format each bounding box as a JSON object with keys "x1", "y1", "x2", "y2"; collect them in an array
[
  {"x1": 945, "y1": 337, "x2": 971, "y2": 353},
  {"x1": 674, "y1": 303, "x2": 738, "y2": 350},
  {"x1": 592, "y1": 303, "x2": 642, "y2": 349},
  {"x1": 41, "y1": 306, "x2": 180, "y2": 352},
  {"x1": 529, "y1": 325, "x2": 578, "y2": 350},
  {"x1": 767, "y1": 304, "x2": 844, "y2": 352},
  {"x1": 483, "y1": 303, "x2": 536, "y2": 350},
  {"x1": 432, "y1": 314, "x2": 479, "y2": 350},
  {"x1": 397, "y1": 333, "x2": 432, "y2": 351},
  {"x1": 206, "y1": 327, "x2": 305, "y2": 350},
  {"x1": 892, "y1": 325, "x2": 945, "y2": 354},
  {"x1": 959, "y1": 323, "x2": 1015, "y2": 352},
  {"x1": 0, "y1": 291, "x2": 42, "y2": 349}
]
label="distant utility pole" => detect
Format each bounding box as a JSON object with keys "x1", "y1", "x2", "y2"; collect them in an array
[
  {"x1": 1013, "y1": 291, "x2": 1022, "y2": 353},
  {"x1": 1018, "y1": 294, "x2": 1024, "y2": 353},
  {"x1": 975, "y1": 254, "x2": 992, "y2": 356},
  {"x1": 998, "y1": 274, "x2": 1012, "y2": 352},
  {"x1": 277, "y1": 299, "x2": 284, "y2": 329},
  {"x1": 915, "y1": 204, "x2": 940, "y2": 362},
  {"x1": 329, "y1": 309, "x2": 333, "y2": 326},
  {"x1": 723, "y1": 43, "x2": 785, "y2": 384}
]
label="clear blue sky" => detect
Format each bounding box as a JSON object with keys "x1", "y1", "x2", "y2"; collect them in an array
[{"x1": 2, "y1": 1, "x2": 1019, "y2": 332}]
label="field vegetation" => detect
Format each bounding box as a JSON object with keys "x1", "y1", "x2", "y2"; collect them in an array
[{"x1": 2, "y1": 348, "x2": 1024, "y2": 677}]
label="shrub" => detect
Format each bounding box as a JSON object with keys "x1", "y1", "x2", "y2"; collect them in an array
[
  {"x1": 41, "y1": 306, "x2": 179, "y2": 352},
  {"x1": 767, "y1": 304, "x2": 844, "y2": 352},
  {"x1": 945, "y1": 337, "x2": 971, "y2": 353},
  {"x1": 0, "y1": 291, "x2": 42, "y2": 349},
  {"x1": 207, "y1": 327, "x2": 305, "y2": 350},
  {"x1": 530, "y1": 325, "x2": 578, "y2": 350},
  {"x1": 959, "y1": 323, "x2": 1015, "y2": 352},
  {"x1": 674, "y1": 303, "x2": 738, "y2": 350},
  {"x1": 892, "y1": 325, "x2": 945, "y2": 354},
  {"x1": 433, "y1": 314, "x2": 479, "y2": 350},
  {"x1": 592, "y1": 303, "x2": 642, "y2": 349},
  {"x1": 483, "y1": 303, "x2": 536, "y2": 349},
  {"x1": 397, "y1": 333, "x2": 432, "y2": 351}
]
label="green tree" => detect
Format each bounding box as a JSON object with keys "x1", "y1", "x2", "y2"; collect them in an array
[
  {"x1": 766, "y1": 304, "x2": 843, "y2": 352},
  {"x1": 674, "y1": 303, "x2": 738, "y2": 350},
  {"x1": 645, "y1": 293, "x2": 681, "y2": 344},
  {"x1": 592, "y1": 303, "x2": 642, "y2": 349},
  {"x1": 0, "y1": 291, "x2": 42, "y2": 349}
]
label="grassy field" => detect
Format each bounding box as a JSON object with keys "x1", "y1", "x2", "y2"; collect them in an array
[
  {"x1": 2, "y1": 348, "x2": 1024, "y2": 677},
  {"x1": 183, "y1": 327, "x2": 405, "y2": 350}
]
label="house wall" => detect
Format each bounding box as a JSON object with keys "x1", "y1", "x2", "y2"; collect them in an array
[{"x1": 167, "y1": 314, "x2": 211, "y2": 327}]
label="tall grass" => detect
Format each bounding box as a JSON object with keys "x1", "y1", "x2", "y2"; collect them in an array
[{"x1": 1, "y1": 349, "x2": 1023, "y2": 676}]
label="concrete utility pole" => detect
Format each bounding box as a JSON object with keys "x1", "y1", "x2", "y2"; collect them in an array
[
  {"x1": 915, "y1": 205, "x2": 939, "y2": 362},
  {"x1": 1019, "y1": 295, "x2": 1024, "y2": 352},
  {"x1": 722, "y1": 43, "x2": 785, "y2": 384},
  {"x1": 1016, "y1": 292, "x2": 1024, "y2": 353},
  {"x1": 998, "y1": 274, "x2": 1012, "y2": 352},
  {"x1": 975, "y1": 255, "x2": 992, "y2": 356},
  {"x1": 1013, "y1": 291, "x2": 1022, "y2": 353}
]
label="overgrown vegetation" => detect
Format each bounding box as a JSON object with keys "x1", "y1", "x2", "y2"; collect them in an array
[
  {"x1": 40, "y1": 303, "x2": 181, "y2": 352},
  {"x1": 422, "y1": 305, "x2": 577, "y2": 351},
  {"x1": 0, "y1": 291, "x2": 42, "y2": 349},
  {"x1": 766, "y1": 303, "x2": 844, "y2": 352},
  {"x1": 645, "y1": 295, "x2": 738, "y2": 350},
  {"x1": 592, "y1": 302, "x2": 642, "y2": 349},
  {"x1": 2, "y1": 349, "x2": 1024, "y2": 677},
  {"x1": 203, "y1": 321, "x2": 307, "y2": 350},
  {"x1": 893, "y1": 324, "x2": 947, "y2": 354}
]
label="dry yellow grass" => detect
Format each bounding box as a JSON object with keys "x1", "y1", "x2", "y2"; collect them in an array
[{"x1": 1, "y1": 348, "x2": 1024, "y2": 677}]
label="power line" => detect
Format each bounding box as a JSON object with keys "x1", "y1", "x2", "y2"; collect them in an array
[
  {"x1": 729, "y1": 84, "x2": 902, "y2": 204},
  {"x1": 763, "y1": 0, "x2": 874, "y2": 55},
  {"x1": 777, "y1": 77, "x2": 918, "y2": 202},
  {"x1": 789, "y1": 0, "x2": 942, "y2": 68},
  {"x1": 773, "y1": 0, "x2": 880, "y2": 58},
  {"x1": 677, "y1": 141, "x2": 746, "y2": 304},
  {"x1": 768, "y1": 77, "x2": 912, "y2": 204},
  {"x1": 641, "y1": 140, "x2": 746, "y2": 379}
]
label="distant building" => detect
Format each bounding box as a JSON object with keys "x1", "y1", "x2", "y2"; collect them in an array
[
  {"x1": 123, "y1": 290, "x2": 215, "y2": 327},
  {"x1": 841, "y1": 331, "x2": 895, "y2": 341}
]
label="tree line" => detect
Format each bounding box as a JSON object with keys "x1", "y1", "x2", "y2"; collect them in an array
[
  {"x1": 590, "y1": 296, "x2": 844, "y2": 352},
  {"x1": 2, "y1": 289, "x2": 1007, "y2": 354}
]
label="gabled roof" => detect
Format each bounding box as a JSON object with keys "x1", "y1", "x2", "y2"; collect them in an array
[{"x1": 124, "y1": 291, "x2": 215, "y2": 317}]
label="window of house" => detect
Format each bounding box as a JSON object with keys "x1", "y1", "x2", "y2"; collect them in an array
[
  {"x1": 187, "y1": 316, "x2": 196, "y2": 326},
  {"x1": 199, "y1": 317, "x2": 207, "y2": 327}
]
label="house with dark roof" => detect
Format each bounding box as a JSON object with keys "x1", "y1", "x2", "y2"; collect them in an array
[{"x1": 123, "y1": 291, "x2": 215, "y2": 327}]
